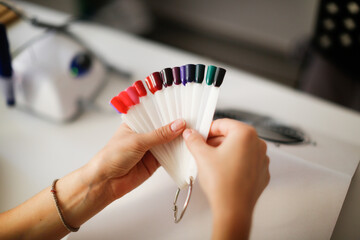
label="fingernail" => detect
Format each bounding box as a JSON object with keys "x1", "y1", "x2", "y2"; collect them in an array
[
  {"x1": 183, "y1": 129, "x2": 192, "y2": 139},
  {"x1": 171, "y1": 119, "x2": 185, "y2": 132}
]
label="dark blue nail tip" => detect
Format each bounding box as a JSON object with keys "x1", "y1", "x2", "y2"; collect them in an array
[
  {"x1": 185, "y1": 64, "x2": 195, "y2": 83},
  {"x1": 180, "y1": 65, "x2": 187, "y2": 85}
]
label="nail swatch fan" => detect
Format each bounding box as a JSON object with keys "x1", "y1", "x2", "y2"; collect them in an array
[{"x1": 110, "y1": 64, "x2": 226, "y2": 189}]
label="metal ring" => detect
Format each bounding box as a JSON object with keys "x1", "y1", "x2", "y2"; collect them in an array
[{"x1": 173, "y1": 177, "x2": 193, "y2": 223}]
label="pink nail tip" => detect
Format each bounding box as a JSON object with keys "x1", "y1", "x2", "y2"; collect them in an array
[{"x1": 126, "y1": 86, "x2": 140, "y2": 104}]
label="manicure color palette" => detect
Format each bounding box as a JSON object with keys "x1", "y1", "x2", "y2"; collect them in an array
[{"x1": 110, "y1": 64, "x2": 226, "y2": 189}]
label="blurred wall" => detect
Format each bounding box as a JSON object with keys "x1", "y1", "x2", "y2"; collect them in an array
[
  {"x1": 146, "y1": 0, "x2": 319, "y2": 56},
  {"x1": 22, "y1": 0, "x2": 320, "y2": 86},
  {"x1": 145, "y1": 0, "x2": 319, "y2": 86}
]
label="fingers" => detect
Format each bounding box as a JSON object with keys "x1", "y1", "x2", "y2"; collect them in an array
[
  {"x1": 208, "y1": 118, "x2": 253, "y2": 138},
  {"x1": 183, "y1": 129, "x2": 212, "y2": 163},
  {"x1": 140, "y1": 119, "x2": 186, "y2": 149},
  {"x1": 141, "y1": 152, "x2": 161, "y2": 177},
  {"x1": 259, "y1": 139, "x2": 267, "y2": 156},
  {"x1": 207, "y1": 118, "x2": 233, "y2": 137},
  {"x1": 265, "y1": 155, "x2": 270, "y2": 167},
  {"x1": 207, "y1": 136, "x2": 225, "y2": 147},
  {"x1": 264, "y1": 155, "x2": 271, "y2": 185}
]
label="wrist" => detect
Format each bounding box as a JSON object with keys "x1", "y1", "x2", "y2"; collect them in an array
[
  {"x1": 54, "y1": 162, "x2": 114, "y2": 228},
  {"x1": 212, "y1": 199, "x2": 253, "y2": 223},
  {"x1": 212, "y1": 201, "x2": 253, "y2": 240},
  {"x1": 212, "y1": 192, "x2": 254, "y2": 214},
  {"x1": 81, "y1": 158, "x2": 115, "y2": 204}
]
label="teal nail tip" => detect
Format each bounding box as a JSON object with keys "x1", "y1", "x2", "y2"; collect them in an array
[{"x1": 206, "y1": 65, "x2": 217, "y2": 85}]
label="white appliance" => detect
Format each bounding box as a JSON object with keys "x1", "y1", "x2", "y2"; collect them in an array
[{"x1": 12, "y1": 31, "x2": 106, "y2": 122}]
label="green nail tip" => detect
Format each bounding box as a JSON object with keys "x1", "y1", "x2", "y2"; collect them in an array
[
  {"x1": 206, "y1": 65, "x2": 217, "y2": 85},
  {"x1": 195, "y1": 64, "x2": 205, "y2": 83}
]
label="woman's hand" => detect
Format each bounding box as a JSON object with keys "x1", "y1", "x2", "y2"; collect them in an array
[
  {"x1": 183, "y1": 118, "x2": 270, "y2": 240},
  {"x1": 0, "y1": 119, "x2": 186, "y2": 240},
  {"x1": 89, "y1": 119, "x2": 186, "y2": 201}
]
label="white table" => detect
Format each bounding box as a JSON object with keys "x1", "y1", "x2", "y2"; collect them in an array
[{"x1": 1, "y1": 2, "x2": 360, "y2": 239}]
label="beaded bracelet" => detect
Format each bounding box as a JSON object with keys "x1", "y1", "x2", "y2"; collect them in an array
[{"x1": 51, "y1": 179, "x2": 80, "y2": 232}]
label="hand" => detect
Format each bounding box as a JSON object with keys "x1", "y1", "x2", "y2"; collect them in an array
[
  {"x1": 88, "y1": 119, "x2": 186, "y2": 201},
  {"x1": 183, "y1": 118, "x2": 270, "y2": 240}
]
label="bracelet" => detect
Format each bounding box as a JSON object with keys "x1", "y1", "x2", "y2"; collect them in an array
[{"x1": 51, "y1": 179, "x2": 80, "y2": 232}]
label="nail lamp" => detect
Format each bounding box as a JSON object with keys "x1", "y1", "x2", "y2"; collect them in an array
[{"x1": 11, "y1": 32, "x2": 106, "y2": 121}]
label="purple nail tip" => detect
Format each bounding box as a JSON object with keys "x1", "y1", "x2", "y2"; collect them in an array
[
  {"x1": 172, "y1": 67, "x2": 181, "y2": 85},
  {"x1": 109, "y1": 102, "x2": 122, "y2": 114},
  {"x1": 180, "y1": 65, "x2": 187, "y2": 85}
]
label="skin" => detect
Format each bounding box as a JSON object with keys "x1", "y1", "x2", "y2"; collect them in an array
[
  {"x1": 183, "y1": 119, "x2": 270, "y2": 240},
  {"x1": 0, "y1": 118, "x2": 269, "y2": 240}
]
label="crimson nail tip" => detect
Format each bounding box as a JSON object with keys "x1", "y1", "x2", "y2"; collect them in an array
[
  {"x1": 133, "y1": 80, "x2": 147, "y2": 97},
  {"x1": 145, "y1": 76, "x2": 156, "y2": 94},
  {"x1": 150, "y1": 72, "x2": 163, "y2": 91}
]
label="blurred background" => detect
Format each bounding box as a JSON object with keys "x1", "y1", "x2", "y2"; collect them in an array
[{"x1": 4, "y1": 0, "x2": 360, "y2": 111}]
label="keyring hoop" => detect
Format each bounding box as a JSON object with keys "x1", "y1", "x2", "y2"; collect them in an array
[{"x1": 173, "y1": 177, "x2": 193, "y2": 223}]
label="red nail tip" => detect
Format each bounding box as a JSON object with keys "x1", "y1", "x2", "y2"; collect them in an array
[
  {"x1": 150, "y1": 72, "x2": 163, "y2": 91},
  {"x1": 133, "y1": 80, "x2": 147, "y2": 97},
  {"x1": 126, "y1": 86, "x2": 140, "y2": 104},
  {"x1": 145, "y1": 76, "x2": 156, "y2": 94},
  {"x1": 110, "y1": 96, "x2": 128, "y2": 114},
  {"x1": 118, "y1": 91, "x2": 134, "y2": 108}
]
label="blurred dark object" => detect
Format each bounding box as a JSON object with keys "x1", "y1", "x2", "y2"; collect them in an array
[
  {"x1": 214, "y1": 109, "x2": 310, "y2": 145},
  {"x1": 298, "y1": 0, "x2": 360, "y2": 112},
  {"x1": 312, "y1": 0, "x2": 360, "y2": 78},
  {"x1": 77, "y1": 0, "x2": 112, "y2": 19}
]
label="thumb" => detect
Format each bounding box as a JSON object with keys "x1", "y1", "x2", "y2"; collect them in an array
[
  {"x1": 183, "y1": 129, "x2": 212, "y2": 162},
  {"x1": 141, "y1": 119, "x2": 186, "y2": 148}
]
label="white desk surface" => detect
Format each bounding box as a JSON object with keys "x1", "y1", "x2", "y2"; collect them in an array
[{"x1": 1, "y1": 2, "x2": 360, "y2": 240}]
